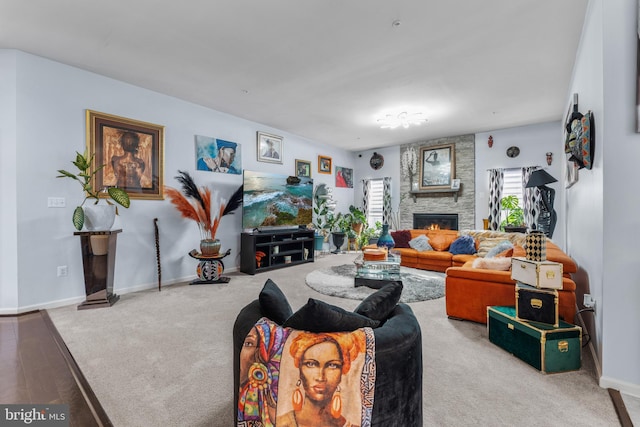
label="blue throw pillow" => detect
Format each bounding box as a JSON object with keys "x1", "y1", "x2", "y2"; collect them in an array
[
  {"x1": 449, "y1": 235, "x2": 476, "y2": 255},
  {"x1": 485, "y1": 240, "x2": 514, "y2": 258}
]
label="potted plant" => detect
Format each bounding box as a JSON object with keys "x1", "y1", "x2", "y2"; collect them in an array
[
  {"x1": 348, "y1": 205, "x2": 367, "y2": 235},
  {"x1": 57, "y1": 150, "x2": 131, "y2": 231},
  {"x1": 500, "y1": 195, "x2": 527, "y2": 232},
  {"x1": 312, "y1": 184, "x2": 335, "y2": 242}
]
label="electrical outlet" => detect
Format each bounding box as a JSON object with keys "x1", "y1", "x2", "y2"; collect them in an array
[
  {"x1": 583, "y1": 294, "x2": 595, "y2": 308},
  {"x1": 57, "y1": 266, "x2": 68, "y2": 277},
  {"x1": 48, "y1": 197, "x2": 66, "y2": 208}
]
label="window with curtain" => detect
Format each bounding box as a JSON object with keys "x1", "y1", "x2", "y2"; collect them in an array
[
  {"x1": 365, "y1": 178, "x2": 384, "y2": 227},
  {"x1": 501, "y1": 168, "x2": 524, "y2": 223},
  {"x1": 488, "y1": 167, "x2": 538, "y2": 230}
]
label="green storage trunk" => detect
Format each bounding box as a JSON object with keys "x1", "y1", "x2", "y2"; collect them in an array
[{"x1": 487, "y1": 306, "x2": 581, "y2": 373}]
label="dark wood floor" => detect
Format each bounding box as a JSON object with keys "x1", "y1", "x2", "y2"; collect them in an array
[{"x1": 0, "y1": 311, "x2": 111, "y2": 427}]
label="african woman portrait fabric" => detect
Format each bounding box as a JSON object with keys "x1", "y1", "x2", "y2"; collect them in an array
[
  {"x1": 275, "y1": 329, "x2": 376, "y2": 427},
  {"x1": 237, "y1": 320, "x2": 376, "y2": 427}
]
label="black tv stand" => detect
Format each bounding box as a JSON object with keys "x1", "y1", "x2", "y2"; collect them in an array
[{"x1": 240, "y1": 229, "x2": 314, "y2": 275}]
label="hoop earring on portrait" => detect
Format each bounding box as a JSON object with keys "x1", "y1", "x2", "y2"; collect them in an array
[
  {"x1": 330, "y1": 385, "x2": 342, "y2": 419},
  {"x1": 292, "y1": 379, "x2": 304, "y2": 412}
]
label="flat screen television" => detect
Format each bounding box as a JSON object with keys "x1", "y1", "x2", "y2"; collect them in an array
[{"x1": 242, "y1": 170, "x2": 313, "y2": 230}]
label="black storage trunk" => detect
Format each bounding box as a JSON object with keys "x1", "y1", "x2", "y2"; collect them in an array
[{"x1": 516, "y1": 282, "x2": 559, "y2": 327}]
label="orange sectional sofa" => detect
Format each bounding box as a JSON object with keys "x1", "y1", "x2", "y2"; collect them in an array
[{"x1": 389, "y1": 229, "x2": 578, "y2": 324}]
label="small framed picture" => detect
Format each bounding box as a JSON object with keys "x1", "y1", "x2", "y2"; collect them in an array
[
  {"x1": 318, "y1": 155, "x2": 332, "y2": 174},
  {"x1": 257, "y1": 131, "x2": 283, "y2": 164},
  {"x1": 451, "y1": 178, "x2": 461, "y2": 190},
  {"x1": 295, "y1": 159, "x2": 312, "y2": 178},
  {"x1": 335, "y1": 166, "x2": 353, "y2": 188}
]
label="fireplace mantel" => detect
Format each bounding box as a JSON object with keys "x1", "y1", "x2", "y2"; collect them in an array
[{"x1": 410, "y1": 187, "x2": 460, "y2": 203}]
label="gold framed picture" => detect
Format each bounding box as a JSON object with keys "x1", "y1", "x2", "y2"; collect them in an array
[
  {"x1": 318, "y1": 155, "x2": 332, "y2": 174},
  {"x1": 86, "y1": 110, "x2": 164, "y2": 200}
]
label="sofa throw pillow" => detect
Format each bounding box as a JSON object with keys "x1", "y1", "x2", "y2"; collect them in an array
[
  {"x1": 449, "y1": 235, "x2": 476, "y2": 255},
  {"x1": 259, "y1": 279, "x2": 293, "y2": 324},
  {"x1": 354, "y1": 282, "x2": 403, "y2": 321},
  {"x1": 472, "y1": 257, "x2": 512, "y2": 271},
  {"x1": 476, "y1": 237, "x2": 510, "y2": 258},
  {"x1": 428, "y1": 233, "x2": 451, "y2": 251},
  {"x1": 485, "y1": 240, "x2": 514, "y2": 258},
  {"x1": 390, "y1": 230, "x2": 412, "y2": 248},
  {"x1": 495, "y1": 247, "x2": 514, "y2": 258},
  {"x1": 408, "y1": 234, "x2": 432, "y2": 252},
  {"x1": 284, "y1": 298, "x2": 380, "y2": 332}
]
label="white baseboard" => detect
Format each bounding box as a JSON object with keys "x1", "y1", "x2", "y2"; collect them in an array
[
  {"x1": 600, "y1": 376, "x2": 640, "y2": 399},
  {"x1": 0, "y1": 268, "x2": 243, "y2": 315}
]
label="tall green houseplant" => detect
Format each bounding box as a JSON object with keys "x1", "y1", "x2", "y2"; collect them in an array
[{"x1": 57, "y1": 150, "x2": 131, "y2": 230}]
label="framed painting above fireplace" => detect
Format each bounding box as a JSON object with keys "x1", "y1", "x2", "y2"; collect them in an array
[{"x1": 419, "y1": 143, "x2": 455, "y2": 190}]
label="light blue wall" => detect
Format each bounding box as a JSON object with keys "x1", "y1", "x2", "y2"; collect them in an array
[
  {"x1": 566, "y1": 0, "x2": 640, "y2": 397},
  {"x1": 0, "y1": 50, "x2": 353, "y2": 312}
]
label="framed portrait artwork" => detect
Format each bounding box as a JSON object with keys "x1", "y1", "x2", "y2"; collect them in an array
[
  {"x1": 295, "y1": 159, "x2": 312, "y2": 178},
  {"x1": 419, "y1": 143, "x2": 455, "y2": 190},
  {"x1": 257, "y1": 131, "x2": 283, "y2": 164},
  {"x1": 335, "y1": 166, "x2": 353, "y2": 188},
  {"x1": 195, "y1": 135, "x2": 242, "y2": 174},
  {"x1": 86, "y1": 110, "x2": 164, "y2": 200},
  {"x1": 318, "y1": 155, "x2": 332, "y2": 174}
]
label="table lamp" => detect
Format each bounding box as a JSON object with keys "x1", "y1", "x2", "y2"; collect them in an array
[{"x1": 525, "y1": 169, "x2": 557, "y2": 238}]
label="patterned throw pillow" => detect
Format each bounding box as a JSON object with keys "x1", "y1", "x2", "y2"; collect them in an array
[
  {"x1": 409, "y1": 234, "x2": 432, "y2": 252},
  {"x1": 477, "y1": 237, "x2": 511, "y2": 258},
  {"x1": 485, "y1": 240, "x2": 514, "y2": 258},
  {"x1": 449, "y1": 235, "x2": 476, "y2": 255}
]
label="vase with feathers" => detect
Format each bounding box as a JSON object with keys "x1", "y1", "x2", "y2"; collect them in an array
[{"x1": 165, "y1": 170, "x2": 243, "y2": 256}]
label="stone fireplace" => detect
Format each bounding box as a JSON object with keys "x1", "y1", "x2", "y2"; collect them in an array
[{"x1": 413, "y1": 213, "x2": 459, "y2": 230}]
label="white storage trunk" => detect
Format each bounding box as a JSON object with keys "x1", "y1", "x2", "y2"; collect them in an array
[{"x1": 511, "y1": 257, "x2": 563, "y2": 289}]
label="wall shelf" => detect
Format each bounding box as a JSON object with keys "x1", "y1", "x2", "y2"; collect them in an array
[{"x1": 410, "y1": 188, "x2": 460, "y2": 203}]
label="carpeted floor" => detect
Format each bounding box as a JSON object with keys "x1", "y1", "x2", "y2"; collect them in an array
[
  {"x1": 46, "y1": 253, "x2": 621, "y2": 426},
  {"x1": 305, "y1": 263, "x2": 445, "y2": 302}
]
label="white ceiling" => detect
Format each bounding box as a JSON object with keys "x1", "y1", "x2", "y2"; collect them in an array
[{"x1": 0, "y1": 0, "x2": 587, "y2": 152}]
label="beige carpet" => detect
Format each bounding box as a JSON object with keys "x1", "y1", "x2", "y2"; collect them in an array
[{"x1": 47, "y1": 253, "x2": 620, "y2": 427}]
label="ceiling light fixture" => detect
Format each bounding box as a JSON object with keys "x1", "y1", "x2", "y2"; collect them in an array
[{"x1": 377, "y1": 112, "x2": 427, "y2": 129}]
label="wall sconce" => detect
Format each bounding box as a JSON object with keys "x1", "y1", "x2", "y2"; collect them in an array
[
  {"x1": 488, "y1": 135, "x2": 494, "y2": 148},
  {"x1": 546, "y1": 152, "x2": 553, "y2": 166}
]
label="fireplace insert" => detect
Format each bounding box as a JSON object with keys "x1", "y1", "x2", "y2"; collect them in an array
[{"x1": 413, "y1": 213, "x2": 458, "y2": 230}]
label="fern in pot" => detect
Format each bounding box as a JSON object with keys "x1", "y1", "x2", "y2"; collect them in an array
[{"x1": 57, "y1": 150, "x2": 131, "y2": 231}]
